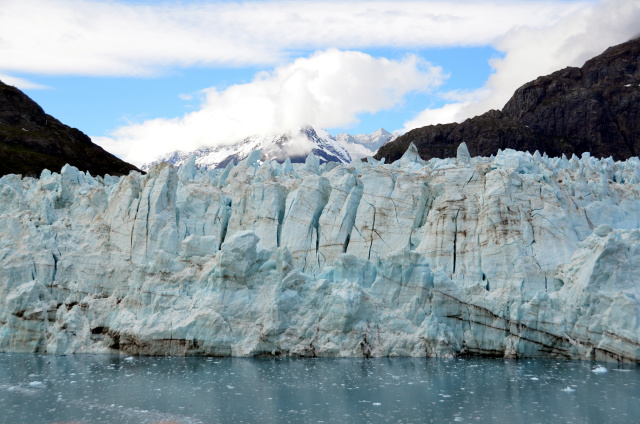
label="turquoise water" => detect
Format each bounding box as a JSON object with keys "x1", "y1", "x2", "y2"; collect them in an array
[{"x1": 0, "y1": 354, "x2": 638, "y2": 423}]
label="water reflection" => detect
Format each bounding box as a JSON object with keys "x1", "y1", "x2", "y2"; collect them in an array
[{"x1": 0, "y1": 354, "x2": 637, "y2": 423}]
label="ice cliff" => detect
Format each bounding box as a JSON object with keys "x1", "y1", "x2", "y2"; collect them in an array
[{"x1": 1, "y1": 145, "x2": 639, "y2": 362}]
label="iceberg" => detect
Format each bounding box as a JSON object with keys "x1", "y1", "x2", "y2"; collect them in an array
[{"x1": 0, "y1": 146, "x2": 639, "y2": 362}]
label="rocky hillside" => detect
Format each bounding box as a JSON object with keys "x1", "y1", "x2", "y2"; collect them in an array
[
  {"x1": 0, "y1": 80, "x2": 140, "y2": 178},
  {"x1": 376, "y1": 37, "x2": 640, "y2": 163}
]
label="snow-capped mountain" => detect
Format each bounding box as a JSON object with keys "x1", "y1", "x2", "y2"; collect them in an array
[
  {"x1": 335, "y1": 128, "x2": 398, "y2": 160},
  {"x1": 141, "y1": 126, "x2": 397, "y2": 171}
]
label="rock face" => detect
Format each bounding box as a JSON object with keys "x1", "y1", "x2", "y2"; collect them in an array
[
  {"x1": 376, "y1": 37, "x2": 640, "y2": 163},
  {"x1": 0, "y1": 80, "x2": 141, "y2": 178},
  {"x1": 1, "y1": 147, "x2": 639, "y2": 362}
]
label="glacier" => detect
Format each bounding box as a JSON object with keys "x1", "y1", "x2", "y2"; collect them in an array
[{"x1": 1, "y1": 144, "x2": 639, "y2": 362}]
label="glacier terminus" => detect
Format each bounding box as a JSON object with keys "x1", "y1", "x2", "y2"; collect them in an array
[{"x1": 1, "y1": 143, "x2": 639, "y2": 363}]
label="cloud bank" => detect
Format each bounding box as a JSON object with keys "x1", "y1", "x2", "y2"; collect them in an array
[
  {"x1": 96, "y1": 50, "x2": 445, "y2": 165},
  {"x1": 402, "y1": 0, "x2": 640, "y2": 131},
  {"x1": 0, "y1": 0, "x2": 585, "y2": 79}
]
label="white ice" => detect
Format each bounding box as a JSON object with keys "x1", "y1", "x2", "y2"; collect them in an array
[{"x1": 1, "y1": 144, "x2": 639, "y2": 362}]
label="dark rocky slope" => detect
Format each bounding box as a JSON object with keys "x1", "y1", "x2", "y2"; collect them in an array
[
  {"x1": 375, "y1": 37, "x2": 640, "y2": 163},
  {"x1": 0, "y1": 80, "x2": 140, "y2": 178}
]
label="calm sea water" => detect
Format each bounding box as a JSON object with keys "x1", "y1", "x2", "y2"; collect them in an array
[{"x1": 0, "y1": 354, "x2": 638, "y2": 424}]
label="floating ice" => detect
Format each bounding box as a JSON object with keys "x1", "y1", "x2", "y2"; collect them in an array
[{"x1": 592, "y1": 366, "x2": 608, "y2": 374}]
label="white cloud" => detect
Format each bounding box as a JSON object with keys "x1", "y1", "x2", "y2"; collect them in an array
[
  {"x1": 0, "y1": 0, "x2": 587, "y2": 77},
  {"x1": 402, "y1": 0, "x2": 640, "y2": 131},
  {"x1": 401, "y1": 103, "x2": 467, "y2": 132},
  {"x1": 95, "y1": 49, "x2": 445, "y2": 165},
  {"x1": 0, "y1": 74, "x2": 49, "y2": 90}
]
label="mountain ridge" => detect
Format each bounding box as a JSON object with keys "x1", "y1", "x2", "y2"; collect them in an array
[
  {"x1": 141, "y1": 126, "x2": 397, "y2": 171},
  {"x1": 0, "y1": 80, "x2": 141, "y2": 178}
]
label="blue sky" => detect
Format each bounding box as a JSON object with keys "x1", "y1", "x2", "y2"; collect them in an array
[
  {"x1": 1, "y1": 0, "x2": 638, "y2": 165},
  {"x1": 16, "y1": 46, "x2": 499, "y2": 137}
]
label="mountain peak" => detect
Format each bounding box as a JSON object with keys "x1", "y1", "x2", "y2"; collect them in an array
[
  {"x1": 370, "y1": 128, "x2": 391, "y2": 137},
  {"x1": 142, "y1": 125, "x2": 351, "y2": 171},
  {"x1": 142, "y1": 125, "x2": 400, "y2": 171}
]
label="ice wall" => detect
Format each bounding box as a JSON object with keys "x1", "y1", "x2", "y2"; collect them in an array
[{"x1": 1, "y1": 145, "x2": 639, "y2": 362}]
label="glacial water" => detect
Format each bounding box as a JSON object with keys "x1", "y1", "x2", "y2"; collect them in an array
[{"x1": 0, "y1": 354, "x2": 638, "y2": 424}]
